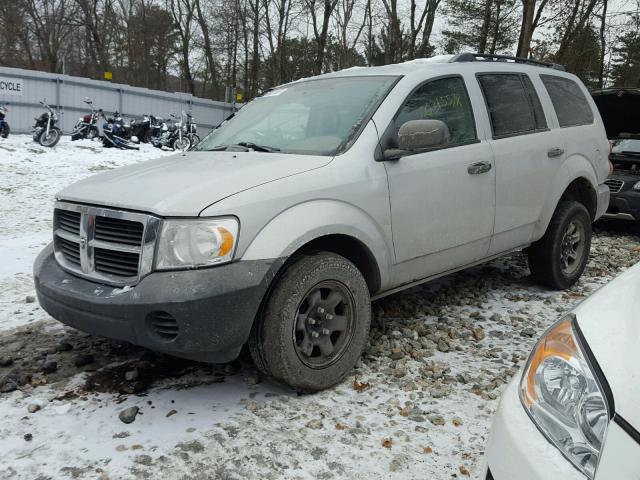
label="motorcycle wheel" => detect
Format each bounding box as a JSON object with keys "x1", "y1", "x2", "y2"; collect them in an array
[
  {"x1": 172, "y1": 136, "x2": 191, "y2": 151},
  {"x1": 188, "y1": 134, "x2": 201, "y2": 150},
  {"x1": 0, "y1": 123, "x2": 9, "y2": 139},
  {"x1": 88, "y1": 127, "x2": 99, "y2": 140},
  {"x1": 120, "y1": 142, "x2": 140, "y2": 150},
  {"x1": 39, "y1": 127, "x2": 62, "y2": 147}
]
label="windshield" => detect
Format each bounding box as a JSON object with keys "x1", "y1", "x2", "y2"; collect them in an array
[
  {"x1": 611, "y1": 138, "x2": 640, "y2": 155},
  {"x1": 196, "y1": 76, "x2": 398, "y2": 155}
]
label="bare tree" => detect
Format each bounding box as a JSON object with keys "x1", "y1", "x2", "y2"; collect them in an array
[
  {"x1": 168, "y1": 0, "x2": 197, "y2": 94},
  {"x1": 194, "y1": 0, "x2": 218, "y2": 94},
  {"x1": 516, "y1": 0, "x2": 551, "y2": 57},
  {"x1": 407, "y1": 0, "x2": 441, "y2": 58},
  {"x1": 23, "y1": 0, "x2": 79, "y2": 72},
  {"x1": 305, "y1": 0, "x2": 338, "y2": 74}
]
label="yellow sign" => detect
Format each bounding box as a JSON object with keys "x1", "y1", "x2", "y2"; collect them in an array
[
  {"x1": 104, "y1": 71, "x2": 113, "y2": 81},
  {"x1": 236, "y1": 92, "x2": 244, "y2": 102}
]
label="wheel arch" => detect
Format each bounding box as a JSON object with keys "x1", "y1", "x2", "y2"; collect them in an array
[
  {"x1": 240, "y1": 200, "x2": 393, "y2": 295},
  {"x1": 533, "y1": 157, "x2": 599, "y2": 240}
]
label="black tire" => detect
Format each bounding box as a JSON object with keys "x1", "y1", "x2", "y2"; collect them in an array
[
  {"x1": 172, "y1": 136, "x2": 191, "y2": 151},
  {"x1": 248, "y1": 252, "x2": 371, "y2": 392},
  {"x1": 39, "y1": 127, "x2": 61, "y2": 147},
  {"x1": 528, "y1": 201, "x2": 592, "y2": 289},
  {"x1": 1, "y1": 123, "x2": 9, "y2": 138}
]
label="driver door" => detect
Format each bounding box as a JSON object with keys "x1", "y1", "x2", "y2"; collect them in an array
[{"x1": 382, "y1": 76, "x2": 496, "y2": 276}]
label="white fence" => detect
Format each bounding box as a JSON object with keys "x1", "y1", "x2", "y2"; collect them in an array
[{"x1": 0, "y1": 66, "x2": 234, "y2": 134}]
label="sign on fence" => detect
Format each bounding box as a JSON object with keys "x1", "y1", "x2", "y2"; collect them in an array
[{"x1": 0, "y1": 77, "x2": 23, "y2": 96}]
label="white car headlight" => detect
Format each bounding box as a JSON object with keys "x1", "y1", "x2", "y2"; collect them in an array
[
  {"x1": 520, "y1": 315, "x2": 611, "y2": 479},
  {"x1": 155, "y1": 218, "x2": 238, "y2": 270}
]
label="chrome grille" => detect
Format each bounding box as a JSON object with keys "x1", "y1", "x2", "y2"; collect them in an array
[
  {"x1": 56, "y1": 236, "x2": 81, "y2": 266},
  {"x1": 95, "y1": 216, "x2": 144, "y2": 246},
  {"x1": 604, "y1": 179, "x2": 624, "y2": 193},
  {"x1": 94, "y1": 248, "x2": 140, "y2": 277},
  {"x1": 55, "y1": 210, "x2": 81, "y2": 236},
  {"x1": 53, "y1": 202, "x2": 160, "y2": 286}
]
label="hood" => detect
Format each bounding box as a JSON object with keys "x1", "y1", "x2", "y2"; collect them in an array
[
  {"x1": 57, "y1": 151, "x2": 332, "y2": 216},
  {"x1": 574, "y1": 262, "x2": 640, "y2": 431},
  {"x1": 592, "y1": 88, "x2": 640, "y2": 138}
]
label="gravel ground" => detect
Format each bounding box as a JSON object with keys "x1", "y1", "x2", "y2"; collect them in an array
[{"x1": 1, "y1": 135, "x2": 639, "y2": 479}]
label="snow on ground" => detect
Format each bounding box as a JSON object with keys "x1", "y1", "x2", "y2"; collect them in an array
[
  {"x1": 0, "y1": 135, "x2": 639, "y2": 479},
  {"x1": 0, "y1": 135, "x2": 176, "y2": 331}
]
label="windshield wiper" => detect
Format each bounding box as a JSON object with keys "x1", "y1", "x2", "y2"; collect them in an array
[
  {"x1": 236, "y1": 142, "x2": 280, "y2": 152},
  {"x1": 203, "y1": 142, "x2": 280, "y2": 153},
  {"x1": 618, "y1": 151, "x2": 640, "y2": 156}
]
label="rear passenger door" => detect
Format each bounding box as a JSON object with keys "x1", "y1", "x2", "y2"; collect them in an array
[{"x1": 476, "y1": 72, "x2": 566, "y2": 255}]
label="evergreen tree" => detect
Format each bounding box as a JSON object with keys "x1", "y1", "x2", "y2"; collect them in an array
[{"x1": 441, "y1": 0, "x2": 519, "y2": 55}]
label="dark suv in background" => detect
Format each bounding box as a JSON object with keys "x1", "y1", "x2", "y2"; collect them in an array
[{"x1": 593, "y1": 88, "x2": 640, "y2": 222}]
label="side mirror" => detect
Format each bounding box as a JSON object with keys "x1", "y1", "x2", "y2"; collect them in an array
[{"x1": 383, "y1": 119, "x2": 450, "y2": 160}]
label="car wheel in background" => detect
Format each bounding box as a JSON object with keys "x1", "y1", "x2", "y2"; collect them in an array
[
  {"x1": 248, "y1": 252, "x2": 371, "y2": 392},
  {"x1": 528, "y1": 200, "x2": 592, "y2": 289}
]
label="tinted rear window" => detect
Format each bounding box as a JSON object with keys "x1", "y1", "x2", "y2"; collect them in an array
[
  {"x1": 541, "y1": 75, "x2": 594, "y2": 127},
  {"x1": 478, "y1": 73, "x2": 547, "y2": 137}
]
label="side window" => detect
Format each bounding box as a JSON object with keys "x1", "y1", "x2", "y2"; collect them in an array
[
  {"x1": 394, "y1": 76, "x2": 477, "y2": 147},
  {"x1": 540, "y1": 75, "x2": 594, "y2": 127},
  {"x1": 478, "y1": 73, "x2": 547, "y2": 137}
]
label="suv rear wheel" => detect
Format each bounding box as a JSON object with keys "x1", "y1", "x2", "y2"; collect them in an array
[
  {"x1": 248, "y1": 252, "x2": 371, "y2": 392},
  {"x1": 528, "y1": 201, "x2": 592, "y2": 289}
]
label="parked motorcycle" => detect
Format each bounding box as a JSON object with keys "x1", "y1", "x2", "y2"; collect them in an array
[
  {"x1": 184, "y1": 111, "x2": 200, "y2": 150},
  {"x1": 151, "y1": 111, "x2": 192, "y2": 151},
  {"x1": 129, "y1": 115, "x2": 153, "y2": 143},
  {"x1": 32, "y1": 100, "x2": 62, "y2": 147},
  {"x1": 71, "y1": 98, "x2": 102, "y2": 141},
  {"x1": 0, "y1": 103, "x2": 10, "y2": 138},
  {"x1": 148, "y1": 115, "x2": 165, "y2": 142},
  {"x1": 102, "y1": 111, "x2": 139, "y2": 150}
]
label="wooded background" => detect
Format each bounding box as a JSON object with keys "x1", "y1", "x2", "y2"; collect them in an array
[{"x1": 0, "y1": 0, "x2": 638, "y2": 103}]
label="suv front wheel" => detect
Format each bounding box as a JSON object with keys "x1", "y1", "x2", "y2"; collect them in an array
[
  {"x1": 249, "y1": 252, "x2": 371, "y2": 392},
  {"x1": 528, "y1": 200, "x2": 592, "y2": 289}
]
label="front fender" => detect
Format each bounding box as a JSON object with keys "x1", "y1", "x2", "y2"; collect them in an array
[
  {"x1": 240, "y1": 200, "x2": 394, "y2": 290},
  {"x1": 532, "y1": 154, "x2": 599, "y2": 240}
]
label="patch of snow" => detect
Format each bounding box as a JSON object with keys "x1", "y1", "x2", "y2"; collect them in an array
[{"x1": 0, "y1": 135, "x2": 175, "y2": 332}]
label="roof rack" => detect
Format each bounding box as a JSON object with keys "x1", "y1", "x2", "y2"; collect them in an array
[{"x1": 449, "y1": 52, "x2": 565, "y2": 71}]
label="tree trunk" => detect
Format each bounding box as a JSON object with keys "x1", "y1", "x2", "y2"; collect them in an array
[
  {"x1": 598, "y1": 0, "x2": 608, "y2": 88},
  {"x1": 478, "y1": 0, "x2": 493, "y2": 54},
  {"x1": 516, "y1": 0, "x2": 535, "y2": 57}
]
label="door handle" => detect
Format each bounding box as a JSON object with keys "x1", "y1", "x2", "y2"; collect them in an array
[
  {"x1": 467, "y1": 161, "x2": 492, "y2": 175},
  {"x1": 547, "y1": 147, "x2": 564, "y2": 158}
]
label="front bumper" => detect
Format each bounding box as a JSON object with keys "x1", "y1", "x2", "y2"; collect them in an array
[
  {"x1": 604, "y1": 189, "x2": 640, "y2": 221},
  {"x1": 34, "y1": 244, "x2": 280, "y2": 363},
  {"x1": 483, "y1": 376, "x2": 584, "y2": 480},
  {"x1": 596, "y1": 183, "x2": 611, "y2": 220}
]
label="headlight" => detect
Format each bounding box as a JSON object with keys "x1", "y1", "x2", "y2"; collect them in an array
[
  {"x1": 633, "y1": 181, "x2": 640, "y2": 191},
  {"x1": 520, "y1": 315, "x2": 611, "y2": 479},
  {"x1": 155, "y1": 218, "x2": 238, "y2": 270}
]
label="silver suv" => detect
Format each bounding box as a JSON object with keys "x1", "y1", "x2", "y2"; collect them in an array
[{"x1": 34, "y1": 53, "x2": 610, "y2": 392}]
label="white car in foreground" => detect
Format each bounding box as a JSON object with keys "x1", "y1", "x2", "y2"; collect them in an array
[{"x1": 484, "y1": 262, "x2": 640, "y2": 479}]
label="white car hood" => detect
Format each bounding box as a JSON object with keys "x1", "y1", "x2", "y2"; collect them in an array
[
  {"x1": 574, "y1": 262, "x2": 640, "y2": 430},
  {"x1": 57, "y1": 151, "x2": 331, "y2": 216}
]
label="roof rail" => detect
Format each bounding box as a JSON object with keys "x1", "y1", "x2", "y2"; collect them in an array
[{"x1": 449, "y1": 52, "x2": 565, "y2": 71}]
